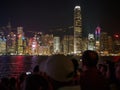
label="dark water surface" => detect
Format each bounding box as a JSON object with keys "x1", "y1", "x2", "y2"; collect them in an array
[
  {"x1": 0, "y1": 55, "x2": 120, "y2": 79},
  {"x1": 0, "y1": 55, "x2": 48, "y2": 79}
]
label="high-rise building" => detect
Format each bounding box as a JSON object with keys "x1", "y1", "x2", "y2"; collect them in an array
[
  {"x1": 39, "y1": 34, "x2": 53, "y2": 55},
  {"x1": 74, "y1": 6, "x2": 82, "y2": 54},
  {"x1": 95, "y1": 26, "x2": 101, "y2": 53},
  {"x1": 113, "y1": 33, "x2": 120, "y2": 53},
  {"x1": 6, "y1": 32, "x2": 17, "y2": 54},
  {"x1": 95, "y1": 26, "x2": 101, "y2": 41},
  {"x1": 100, "y1": 32, "x2": 109, "y2": 55},
  {"x1": 62, "y1": 35, "x2": 74, "y2": 55},
  {"x1": 108, "y1": 36, "x2": 113, "y2": 53},
  {"x1": 53, "y1": 37, "x2": 60, "y2": 53},
  {"x1": 17, "y1": 27, "x2": 25, "y2": 55},
  {"x1": 88, "y1": 34, "x2": 95, "y2": 50},
  {"x1": 0, "y1": 31, "x2": 6, "y2": 54}
]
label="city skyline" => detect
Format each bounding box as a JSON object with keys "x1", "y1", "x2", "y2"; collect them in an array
[
  {"x1": 0, "y1": 4, "x2": 120, "y2": 56},
  {"x1": 0, "y1": 0, "x2": 119, "y2": 35}
]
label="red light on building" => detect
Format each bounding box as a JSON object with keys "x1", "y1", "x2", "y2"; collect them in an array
[
  {"x1": 115, "y1": 35, "x2": 119, "y2": 38},
  {"x1": 114, "y1": 34, "x2": 120, "y2": 39},
  {"x1": 95, "y1": 26, "x2": 101, "y2": 35}
]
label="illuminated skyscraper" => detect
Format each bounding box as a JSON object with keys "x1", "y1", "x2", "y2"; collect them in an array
[
  {"x1": 108, "y1": 36, "x2": 113, "y2": 53},
  {"x1": 100, "y1": 32, "x2": 109, "y2": 52},
  {"x1": 0, "y1": 31, "x2": 6, "y2": 54},
  {"x1": 6, "y1": 32, "x2": 16, "y2": 54},
  {"x1": 53, "y1": 37, "x2": 60, "y2": 53},
  {"x1": 88, "y1": 34, "x2": 95, "y2": 50},
  {"x1": 113, "y1": 33, "x2": 120, "y2": 53},
  {"x1": 74, "y1": 6, "x2": 82, "y2": 54},
  {"x1": 95, "y1": 26, "x2": 101, "y2": 41},
  {"x1": 17, "y1": 27, "x2": 25, "y2": 55},
  {"x1": 62, "y1": 35, "x2": 74, "y2": 55},
  {"x1": 95, "y1": 26, "x2": 101, "y2": 53}
]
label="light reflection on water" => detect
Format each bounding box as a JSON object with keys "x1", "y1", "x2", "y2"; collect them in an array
[
  {"x1": 0, "y1": 55, "x2": 120, "y2": 79},
  {"x1": 0, "y1": 56, "x2": 48, "y2": 79}
]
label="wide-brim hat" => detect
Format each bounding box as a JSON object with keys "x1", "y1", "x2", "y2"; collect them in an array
[{"x1": 44, "y1": 54, "x2": 74, "y2": 82}]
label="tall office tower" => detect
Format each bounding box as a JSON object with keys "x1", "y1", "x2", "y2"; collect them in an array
[
  {"x1": 108, "y1": 36, "x2": 113, "y2": 53},
  {"x1": 6, "y1": 32, "x2": 17, "y2": 54},
  {"x1": 95, "y1": 26, "x2": 101, "y2": 53},
  {"x1": 88, "y1": 34, "x2": 95, "y2": 50},
  {"x1": 0, "y1": 31, "x2": 6, "y2": 54},
  {"x1": 17, "y1": 27, "x2": 24, "y2": 55},
  {"x1": 35, "y1": 32, "x2": 43, "y2": 46},
  {"x1": 53, "y1": 37, "x2": 60, "y2": 54},
  {"x1": 74, "y1": 6, "x2": 82, "y2": 54},
  {"x1": 113, "y1": 34, "x2": 120, "y2": 53},
  {"x1": 82, "y1": 38, "x2": 88, "y2": 51},
  {"x1": 100, "y1": 32, "x2": 109, "y2": 54},
  {"x1": 39, "y1": 34, "x2": 53, "y2": 55},
  {"x1": 62, "y1": 35, "x2": 74, "y2": 55},
  {"x1": 95, "y1": 26, "x2": 101, "y2": 41},
  {"x1": 30, "y1": 36, "x2": 38, "y2": 55}
]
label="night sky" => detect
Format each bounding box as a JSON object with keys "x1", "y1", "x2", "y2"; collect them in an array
[{"x1": 0, "y1": 0, "x2": 119, "y2": 36}]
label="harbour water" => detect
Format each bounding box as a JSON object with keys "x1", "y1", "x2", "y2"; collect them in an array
[
  {"x1": 0, "y1": 55, "x2": 48, "y2": 79},
  {"x1": 0, "y1": 55, "x2": 120, "y2": 79}
]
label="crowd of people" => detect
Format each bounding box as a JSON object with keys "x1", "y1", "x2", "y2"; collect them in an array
[{"x1": 0, "y1": 50, "x2": 120, "y2": 90}]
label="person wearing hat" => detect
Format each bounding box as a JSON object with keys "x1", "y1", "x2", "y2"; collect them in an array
[
  {"x1": 44, "y1": 54, "x2": 81, "y2": 90},
  {"x1": 80, "y1": 50, "x2": 110, "y2": 90}
]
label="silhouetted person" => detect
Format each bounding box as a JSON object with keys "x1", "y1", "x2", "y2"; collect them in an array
[
  {"x1": 25, "y1": 65, "x2": 51, "y2": 90},
  {"x1": 25, "y1": 74, "x2": 50, "y2": 90},
  {"x1": 17, "y1": 72, "x2": 27, "y2": 90},
  {"x1": 80, "y1": 50, "x2": 110, "y2": 90},
  {"x1": 71, "y1": 58, "x2": 80, "y2": 85},
  {"x1": 110, "y1": 62, "x2": 120, "y2": 90},
  {"x1": 33, "y1": 65, "x2": 40, "y2": 75},
  {"x1": 71, "y1": 58, "x2": 79, "y2": 76},
  {"x1": 9, "y1": 77, "x2": 17, "y2": 90},
  {"x1": 0, "y1": 77, "x2": 9, "y2": 90},
  {"x1": 98, "y1": 64, "x2": 108, "y2": 78}
]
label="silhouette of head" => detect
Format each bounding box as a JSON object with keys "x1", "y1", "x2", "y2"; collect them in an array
[
  {"x1": 82, "y1": 50, "x2": 99, "y2": 67},
  {"x1": 33, "y1": 65, "x2": 39, "y2": 73}
]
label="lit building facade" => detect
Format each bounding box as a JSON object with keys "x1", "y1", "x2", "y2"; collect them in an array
[
  {"x1": 107, "y1": 36, "x2": 113, "y2": 54},
  {"x1": 17, "y1": 27, "x2": 25, "y2": 55},
  {"x1": 35, "y1": 32, "x2": 43, "y2": 46},
  {"x1": 53, "y1": 36, "x2": 60, "y2": 53},
  {"x1": 39, "y1": 34, "x2": 53, "y2": 55},
  {"x1": 62, "y1": 35, "x2": 74, "y2": 54},
  {"x1": 100, "y1": 32, "x2": 109, "y2": 55},
  {"x1": 113, "y1": 34, "x2": 120, "y2": 54},
  {"x1": 95, "y1": 26, "x2": 101, "y2": 53},
  {"x1": 6, "y1": 32, "x2": 17, "y2": 54},
  {"x1": 0, "y1": 31, "x2": 6, "y2": 54},
  {"x1": 44, "y1": 34, "x2": 53, "y2": 55},
  {"x1": 31, "y1": 36, "x2": 38, "y2": 55},
  {"x1": 82, "y1": 38, "x2": 88, "y2": 51},
  {"x1": 88, "y1": 34, "x2": 95, "y2": 50},
  {"x1": 74, "y1": 6, "x2": 82, "y2": 54}
]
